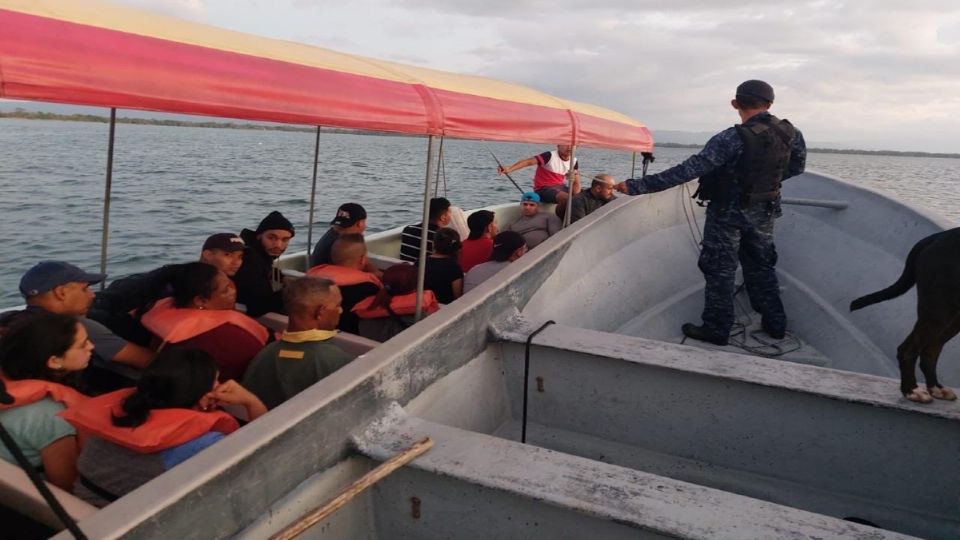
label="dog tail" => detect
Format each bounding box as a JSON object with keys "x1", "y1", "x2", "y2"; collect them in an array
[{"x1": 849, "y1": 233, "x2": 939, "y2": 311}]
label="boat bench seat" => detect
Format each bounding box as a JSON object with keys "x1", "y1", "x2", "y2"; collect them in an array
[{"x1": 348, "y1": 404, "x2": 911, "y2": 540}]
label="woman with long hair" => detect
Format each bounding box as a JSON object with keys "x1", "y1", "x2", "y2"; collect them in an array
[
  {"x1": 141, "y1": 262, "x2": 269, "y2": 381},
  {"x1": 65, "y1": 347, "x2": 266, "y2": 506},
  {"x1": 0, "y1": 312, "x2": 93, "y2": 491},
  {"x1": 423, "y1": 227, "x2": 464, "y2": 304}
]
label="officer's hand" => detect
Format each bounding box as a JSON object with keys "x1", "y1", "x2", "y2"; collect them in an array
[
  {"x1": 614, "y1": 182, "x2": 629, "y2": 194},
  {"x1": 497, "y1": 165, "x2": 506, "y2": 175}
]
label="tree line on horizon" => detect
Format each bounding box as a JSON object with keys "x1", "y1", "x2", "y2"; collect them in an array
[{"x1": 3, "y1": 109, "x2": 958, "y2": 160}]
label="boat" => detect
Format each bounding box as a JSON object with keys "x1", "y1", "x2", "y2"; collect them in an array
[{"x1": 2, "y1": 2, "x2": 958, "y2": 539}]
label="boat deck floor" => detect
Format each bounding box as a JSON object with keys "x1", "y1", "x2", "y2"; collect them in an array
[{"x1": 614, "y1": 285, "x2": 831, "y2": 368}]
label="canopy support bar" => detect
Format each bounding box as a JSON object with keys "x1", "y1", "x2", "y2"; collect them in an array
[
  {"x1": 415, "y1": 135, "x2": 437, "y2": 322},
  {"x1": 99, "y1": 108, "x2": 116, "y2": 287},
  {"x1": 433, "y1": 136, "x2": 444, "y2": 197},
  {"x1": 562, "y1": 146, "x2": 577, "y2": 228},
  {"x1": 630, "y1": 151, "x2": 637, "y2": 179},
  {"x1": 306, "y1": 126, "x2": 322, "y2": 261}
]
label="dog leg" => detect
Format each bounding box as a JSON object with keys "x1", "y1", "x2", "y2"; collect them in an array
[
  {"x1": 929, "y1": 386, "x2": 957, "y2": 401},
  {"x1": 904, "y1": 387, "x2": 933, "y2": 403},
  {"x1": 896, "y1": 329, "x2": 921, "y2": 398}
]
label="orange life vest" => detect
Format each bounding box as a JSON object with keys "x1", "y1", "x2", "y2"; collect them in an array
[
  {"x1": 60, "y1": 388, "x2": 239, "y2": 453},
  {"x1": 0, "y1": 377, "x2": 87, "y2": 411},
  {"x1": 141, "y1": 297, "x2": 269, "y2": 347},
  {"x1": 351, "y1": 291, "x2": 440, "y2": 319},
  {"x1": 306, "y1": 265, "x2": 383, "y2": 289}
]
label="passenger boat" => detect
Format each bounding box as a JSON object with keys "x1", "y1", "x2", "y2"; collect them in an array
[{"x1": 1, "y1": 1, "x2": 957, "y2": 539}]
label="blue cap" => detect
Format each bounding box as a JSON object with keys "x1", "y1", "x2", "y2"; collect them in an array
[
  {"x1": 19, "y1": 261, "x2": 106, "y2": 298},
  {"x1": 520, "y1": 192, "x2": 541, "y2": 203}
]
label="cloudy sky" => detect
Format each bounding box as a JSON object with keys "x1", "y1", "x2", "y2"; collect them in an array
[{"x1": 114, "y1": 1, "x2": 960, "y2": 152}]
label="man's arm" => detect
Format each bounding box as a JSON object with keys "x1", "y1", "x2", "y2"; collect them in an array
[
  {"x1": 785, "y1": 129, "x2": 806, "y2": 180},
  {"x1": 619, "y1": 129, "x2": 741, "y2": 195},
  {"x1": 546, "y1": 213, "x2": 562, "y2": 236},
  {"x1": 498, "y1": 156, "x2": 538, "y2": 175},
  {"x1": 569, "y1": 195, "x2": 587, "y2": 223}
]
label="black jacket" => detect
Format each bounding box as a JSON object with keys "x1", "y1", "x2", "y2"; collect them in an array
[{"x1": 234, "y1": 228, "x2": 285, "y2": 317}]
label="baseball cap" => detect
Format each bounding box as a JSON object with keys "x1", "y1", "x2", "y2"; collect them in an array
[
  {"x1": 520, "y1": 192, "x2": 541, "y2": 204},
  {"x1": 19, "y1": 261, "x2": 106, "y2": 298},
  {"x1": 202, "y1": 233, "x2": 246, "y2": 253},
  {"x1": 491, "y1": 231, "x2": 526, "y2": 261},
  {"x1": 736, "y1": 80, "x2": 775, "y2": 102},
  {"x1": 331, "y1": 203, "x2": 367, "y2": 227}
]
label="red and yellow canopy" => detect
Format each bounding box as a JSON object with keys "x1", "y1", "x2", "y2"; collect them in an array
[{"x1": 0, "y1": 0, "x2": 653, "y2": 151}]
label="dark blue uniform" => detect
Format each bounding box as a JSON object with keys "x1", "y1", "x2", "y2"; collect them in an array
[{"x1": 624, "y1": 112, "x2": 806, "y2": 341}]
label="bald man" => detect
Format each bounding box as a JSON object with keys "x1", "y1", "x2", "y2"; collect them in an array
[
  {"x1": 305, "y1": 233, "x2": 382, "y2": 333},
  {"x1": 568, "y1": 173, "x2": 617, "y2": 223},
  {"x1": 242, "y1": 277, "x2": 352, "y2": 409}
]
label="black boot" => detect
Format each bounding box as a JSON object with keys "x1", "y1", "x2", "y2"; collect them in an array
[
  {"x1": 761, "y1": 322, "x2": 785, "y2": 340},
  {"x1": 681, "y1": 323, "x2": 728, "y2": 346}
]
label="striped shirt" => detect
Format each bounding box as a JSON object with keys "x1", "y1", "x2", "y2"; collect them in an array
[{"x1": 400, "y1": 223, "x2": 438, "y2": 262}]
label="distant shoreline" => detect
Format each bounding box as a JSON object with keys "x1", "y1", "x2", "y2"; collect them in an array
[{"x1": 4, "y1": 110, "x2": 958, "y2": 160}]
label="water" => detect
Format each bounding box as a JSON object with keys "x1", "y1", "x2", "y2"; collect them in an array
[{"x1": 2, "y1": 119, "x2": 959, "y2": 306}]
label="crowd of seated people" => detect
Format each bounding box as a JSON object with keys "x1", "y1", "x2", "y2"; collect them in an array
[{"x1": 0, "y1": 182, "x2": 615, "y2": 507}]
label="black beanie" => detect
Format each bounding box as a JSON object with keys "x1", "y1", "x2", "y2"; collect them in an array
[{"x1": 255, "y1": 211, "x2": 295, "y2": 236}]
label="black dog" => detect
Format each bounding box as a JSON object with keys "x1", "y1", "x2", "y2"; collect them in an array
[{"x1": 850, "y1": 228, "x2": 960, "y2": 403}]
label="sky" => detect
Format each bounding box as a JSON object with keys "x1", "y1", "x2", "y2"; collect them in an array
[{"x1": 55, "y1": 1, "x2": 960, "y2": 152}]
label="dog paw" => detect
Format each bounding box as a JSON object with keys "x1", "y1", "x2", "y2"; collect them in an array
[
  {"x1": 929, "y1": 386, "x2": 958, "y2": 401},
  {"x1": 904, "y1": 387, "x2": 933, "y2": 404}
]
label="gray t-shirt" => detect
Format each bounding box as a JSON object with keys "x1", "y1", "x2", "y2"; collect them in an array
[
  {"x1": 508, "y1": 212, "x2": 561, "y2": 249},
  {"x1": 80, "y1": 316, "x2": 128, "y2": 362},
  {"x1": 463, "y1": 260, "x2": 510, "y2": 293}
]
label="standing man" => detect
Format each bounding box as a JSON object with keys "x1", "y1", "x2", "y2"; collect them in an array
[
  {"x1": 235, "y1": 211, "x2": 295, "y2": 317},
  {"x1": 616, "y1": 80, "x2": 806, "y2": 346},
  {"x1": 498, "y1": 144, "x2": 580, "y2": 209},
  {"x1": 568, "y1": 174, "x2": 617, "y2": 223}
]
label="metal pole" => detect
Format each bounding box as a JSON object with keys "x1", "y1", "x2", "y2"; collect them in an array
[
  {"x1": 99, "y1": 108, "x2": 116, "y2": 288},
  {"x1": 433, "y1": 136, "x2": 444, "y2": 197},
  {"x1": 306, "y1": 126, "x2": 321, "y2": 262},
  {"x1": 414, "y1": 136, "x2": 437, "y2": 321},
  {"x1": 630, "y1": 151, "x2": 637, "y2": 179},
  {"x1": 562, "y1": 146, "x2": 576, "y2": 228}
]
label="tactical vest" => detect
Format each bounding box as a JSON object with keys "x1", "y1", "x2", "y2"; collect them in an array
[{"x1": 694, "y1": 114, "x2": 796, "y2": 206}]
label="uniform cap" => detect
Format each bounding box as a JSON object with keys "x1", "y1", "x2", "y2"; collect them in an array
[{"x1": 736, "y1": 80, "x2": 775, "y2": 102}]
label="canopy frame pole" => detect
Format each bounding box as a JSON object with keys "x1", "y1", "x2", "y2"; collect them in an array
[
  {"x1": 630, "y1": 151, "x2": 637, "y2": 179},
  {"x1": 99, "y1": 108, "x2": 117, "y2": 288},
  {"x1": 306, "y1": 126, "x2": 322, "y2": 262},
  {"x1": 562, "y1": 146, "x2": 577, "y2": 228},
  {"x1": 415, "y1": 135, "x2": 437, "y2": 321},
  {"x1": 433, "y1": 135, "x2": 444, "y2": 197}
]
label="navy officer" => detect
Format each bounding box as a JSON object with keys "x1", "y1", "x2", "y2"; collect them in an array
[{"x1": 616, "y1": 80, "x2": 806, "y2": 346}]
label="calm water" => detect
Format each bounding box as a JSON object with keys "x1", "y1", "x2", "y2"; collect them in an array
[{"x1": 1, "y1": 119, "x2": 959, "y2": 305}]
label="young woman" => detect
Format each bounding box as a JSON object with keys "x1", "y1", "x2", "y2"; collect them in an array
[
  {"x1": 141, "y1": 262, "x2": 269, "y2": 381},
  {"x1": 0, "y1": 312, "x2": 93, "y2": 491},
  {"x1": 423, "y1": 227, "x2": 464, "y2": 304},
  {"x1": 64, "y1": 348, "x2": 266, "y2": 506},
  {"x1": 352, "y1": 264, "x2": 439, "y2": 342}
]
